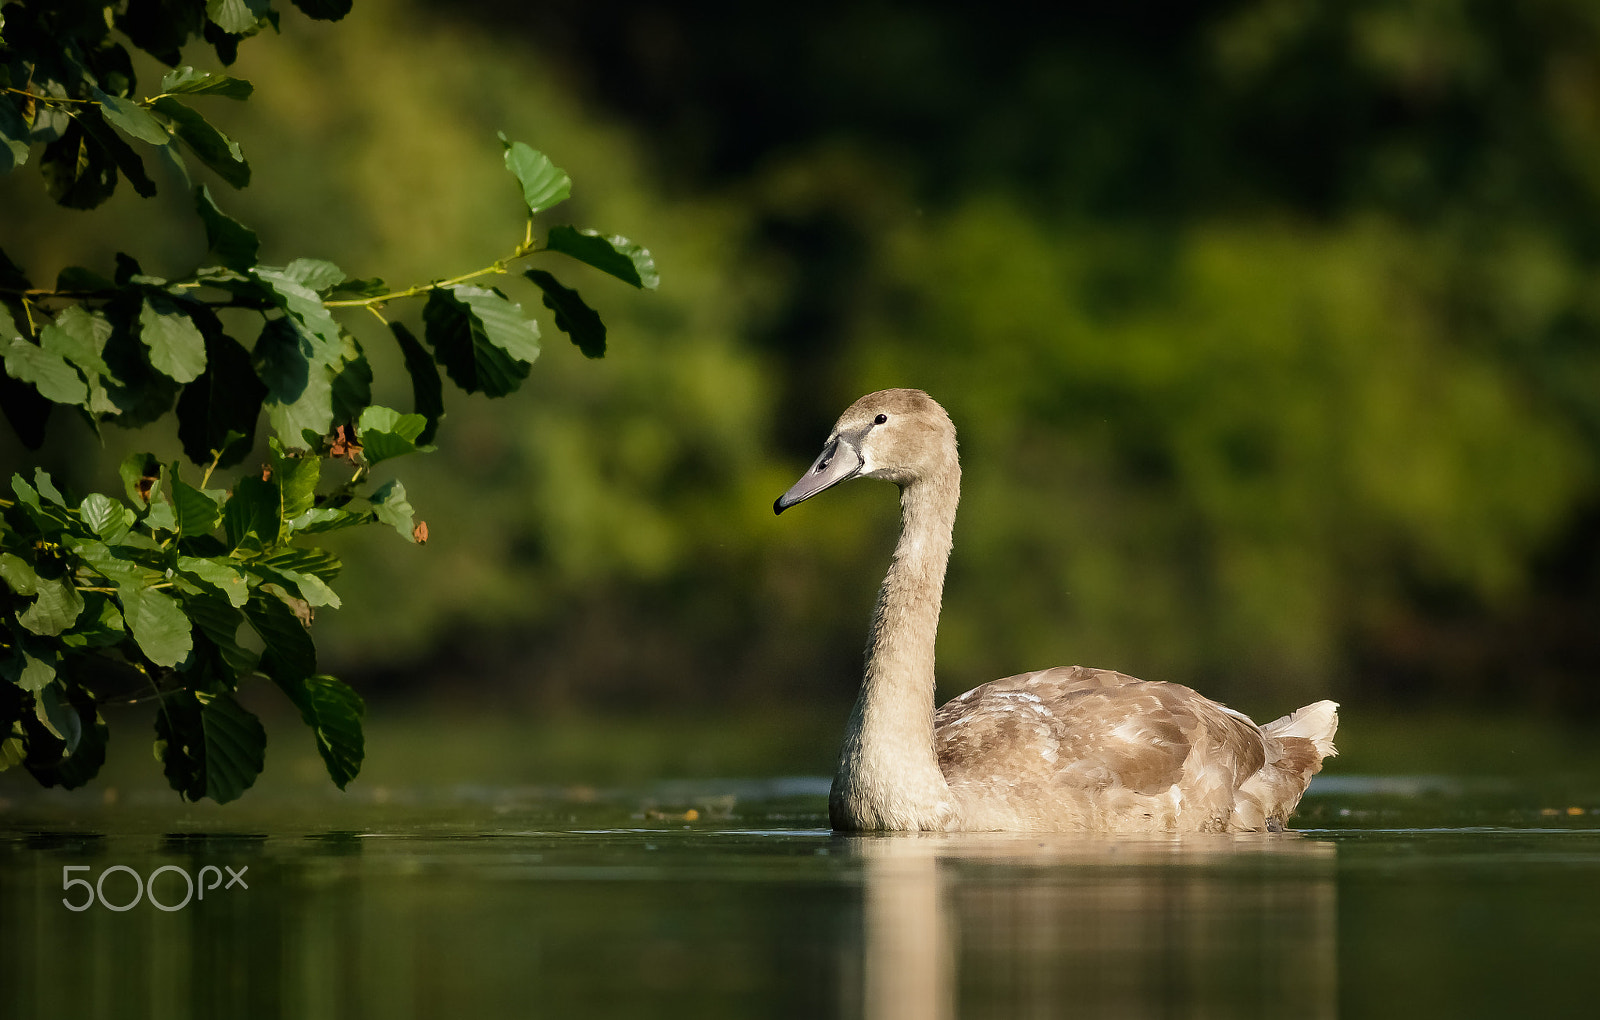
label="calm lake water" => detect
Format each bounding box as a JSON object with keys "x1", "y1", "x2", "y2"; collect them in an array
[{"x1": 3, "y1": 767, "x2": 1599, "y2": 1020}]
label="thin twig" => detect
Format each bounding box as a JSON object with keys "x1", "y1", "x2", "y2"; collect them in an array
[
  {"x1": 1, "y1": 86, "x2": 97, "y2": 106},
  {"x1": 199, "y1": 445, "x2": 227, "y2": 490},
  {"x1": 324, "y1": 242, "x2": 539, "y2": 308}
]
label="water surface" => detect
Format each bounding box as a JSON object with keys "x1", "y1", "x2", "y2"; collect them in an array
[{"x1": 3, "y1": 773, "x2": 1598, "y2": 1019}]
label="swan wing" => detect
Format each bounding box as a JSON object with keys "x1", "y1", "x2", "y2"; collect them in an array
[{"x1": 934, "y1": 667, "x2": 1273, "y2": 830}]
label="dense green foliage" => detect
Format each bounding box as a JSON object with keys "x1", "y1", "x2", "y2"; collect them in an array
[
  {"x1": 467, "y1": 0, "x2": 1600, "y2": 713},
  {"x1": 0, "y1": 0, "x2": 655, "y2": 799}
]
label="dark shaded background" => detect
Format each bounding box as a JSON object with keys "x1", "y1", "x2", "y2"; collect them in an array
[{"x1": 5, "y1": 0, "x2": 1599, "y2": 723}]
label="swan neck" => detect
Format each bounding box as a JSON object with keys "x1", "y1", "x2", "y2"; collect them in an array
[
  {"x1": 871, "y1": 467, "x2": 959, "y2": 694},
  {"x1": 832, "y1": 462, "x2": 960, "y2": 830}
]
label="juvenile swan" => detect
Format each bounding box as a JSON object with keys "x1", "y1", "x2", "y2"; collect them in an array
[{"x1": 775, "y1": 389, "x2": 1338, "y2": 832}]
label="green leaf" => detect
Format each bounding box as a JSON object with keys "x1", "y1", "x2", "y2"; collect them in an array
[
  {"x1": 159, "y1": 67, "x2": 254, "y2": 100},
  {"x1": 357, "y1": 404, "x2": 429, "y2": 465},
  {"x1": 144, "y1": 496, "x2": 178, "y2": 533},
  {"x1": 0, "y1": 553, "x2": 40, "y2": 595},
  {"x1": 16, "y1": 578, "x2": 83, "y2": 636},
  {"x1": 29, "y1": 92, "x2": 74, "y2": 147},
  {"x1": 171, "y1": 475, "x2": 224, "y2": 535},
  {"x1": 12, "y1": 473, "x2": 40, "y2": 510},
  {"x1": 243, "y1": 587, "x2": 316, "y2": 681},
  {"x1": 40, "y1": 122, "x2": 118, "y2": 209},
  {"x1": 192, "y1": 266, "x2": 270, "y2": 302},
  {"x1": 91, "y1": 88, "x2": 170, "y2": 145},
  {"x1": 281, "y1": 258, "x2": 346, "y2": 293},
  {"x1": 15, "y1": 583, "x2": 80, "y2": 641},
  {"x1": 0, "y1": 731, "x2": 23, "y2": 772},
  {"x1": 7, "y1": 469, "x2": 72, "y2": 534},
  {"x1": 544, "y1": 226, "x2": 659, "y2": 289},
  {"x1": 14, "y1": 643, "x2": 56, "y2": 693},
  {"x1": 329, "y1": 333, "x2": 372, "y2": 427},
  {"x1": 102, "y1": 314, "x2": 181, "y2": 426},
  {"x1": 59, "y1": 593, "x2": 130, "y2": 651},
  {"x1": 41, "y1": 306, "x2": 114, "y2": 380},
  {"x1": 32, "y1": 681, "x2": 81, "y2": 754},
  {"x1": 327, "y1": 277, "x2": 386, "y2": 299},
  {"x1": 256, "y1": 267, "x2": 342, "y2": 363},
  {"x1": 138, "y1": 295, "x2": 207, "y2": 383},
  {"x1": 258, "y1": 547, "x2": 342, "y2": 582},
  {"x1": 24, "y1": 684, "x2": 107, "y2": 790},
  {"x1": 177, "y1": 330, "x2": 262, "y2": 468},
  {"x1": 256, "y1": 268, "x2": 340, "y2": 343},
  {"x1": 76, "y1": 109, "x2": 159, "y2": 199},
  {"x1": 114, "y1": 0, "x2": 206, "y2": 64},
  {"x1": 4, "y1": 337, "x2": 88, "y2": 406},
  {"x1": 460, "y1": 287, "x2": 542, "y2": 362},
  {"x1": 79, "y1": 492, "x2": 135, "y2": 542},
  {"x1": 500, "y1": 137, "x2": 571, "y2": 215},
  {"x1": 254, "y1": 316, "x2": 334, "y2": 441},
  {"x1": 204, "y1": 22, "x2": 245, "y2": 65},
  {"x1": 33, "y1": 467, "x2": 65, "y2": 506},
  {"x1": 224, "y1": 474, "x2": 280, "y2": 551},
  {"x1": 252, "y1": 550, "x2": 342, "y2": 609},
  {"x1": 195, "y1": 690, "x2": 266, "y2": 803},
  {"x1": 18, "y1": 578, "x2": 84, "y2": 637},
  {"x1": 1, "y1": 95, "x2": 30, "y2": 173},
  {"x1": 149, "y1": 97, "x2": 249, "y2": 188},
  {"x1": 273, "y1": 567, "x2": 340, "y2": 608},
  {"x1": 290, "y1": 0, "x2": 353, "y2": 21},
  {"x1": 183, "y1": 593, "x2": 256, "y2": 673},
  {"x1": 153, "y1": 689, "x2": 204, "y2": 798},
  {"x1": 391, "y1": 322, "x2": 444, "y2": 444},
  {"x1": 120, "y1": 452, "x2": 160, "y2": 508},
  {"x1": 79, "y1": 493, "x2": 121, "y2": 534},
  {"x1": 527, "y1": 269, "x2": 607, "y2": 358},
  {"x1": 275, "y1": 674, "x2": 363, "y2": 788},
  {"x1": 177, "y1": 557, "x2": 249, "y2": 609},
  {"x1": 70, "y1": 538, "x2": 154, "y2": 590},
  {"x1": 359, "y1": 405, "x2": 427, "y2": 441},
  {"x1": 0, "y1": 734, "x2": 23, "y2": 772},
  {"x1": 421, "y1": 288, "x2": 533, "y2": 397},
  {"x1": 153, "y1": 688, "x2": 266, "y2": 803},
  {"x1": 120, "y1": 586, "x2": 194, "y2": 667},
  {"x1": 269, "y1": 445, "x2": 320, "y2": 519},
  {"x1": 194, "y1": 184, "x2": 259, "y2": 269},
  {"x1": 205, "y1": 0, "x2": 272, "y2": 36},
  {"x1": 370, "y1": 478, "x2": 417, "y2": 541},
  {"x1": 288, "y1": 506, "x2": 368, "y2": 534}
]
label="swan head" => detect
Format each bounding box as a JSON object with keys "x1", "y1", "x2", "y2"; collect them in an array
[{"x1": 774, "y1": 388, "x2": 956, "y2": 514}]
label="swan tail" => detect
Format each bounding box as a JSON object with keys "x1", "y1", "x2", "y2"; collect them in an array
[
  {"x1": 1262, "y1": 699, "x2": 1339, "y2": 760},
  {"x1": 1230, "y1": 700, "x2": 1340, "y2": 831}
]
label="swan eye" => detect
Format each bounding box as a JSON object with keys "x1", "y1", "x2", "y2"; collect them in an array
[{"x1": 874, "y1": 414, "x2": 888, "y2": 425}]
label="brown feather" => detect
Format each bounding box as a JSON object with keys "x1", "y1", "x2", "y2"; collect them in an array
[{"x1": 930, "y1": 667, "x2": 1322, "y2": 832}]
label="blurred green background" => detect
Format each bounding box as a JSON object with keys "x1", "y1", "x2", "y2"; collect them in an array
[{"x1": 5, "y1": 0, "x2": 1600, "y2": 749}]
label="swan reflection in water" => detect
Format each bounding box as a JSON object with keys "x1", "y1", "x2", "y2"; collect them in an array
[{"x1": 847, "y1": 832, "x2": 1337, "y2": 1020}]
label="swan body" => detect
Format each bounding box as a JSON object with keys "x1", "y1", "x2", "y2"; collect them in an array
[{"x1": 775, "y1": 388, "x2": 1337, "y2": 833}]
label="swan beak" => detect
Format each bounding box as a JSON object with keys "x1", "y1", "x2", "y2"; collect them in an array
[{"x1": 774, "y1": 438, "x2": 863, "y2": 514}]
